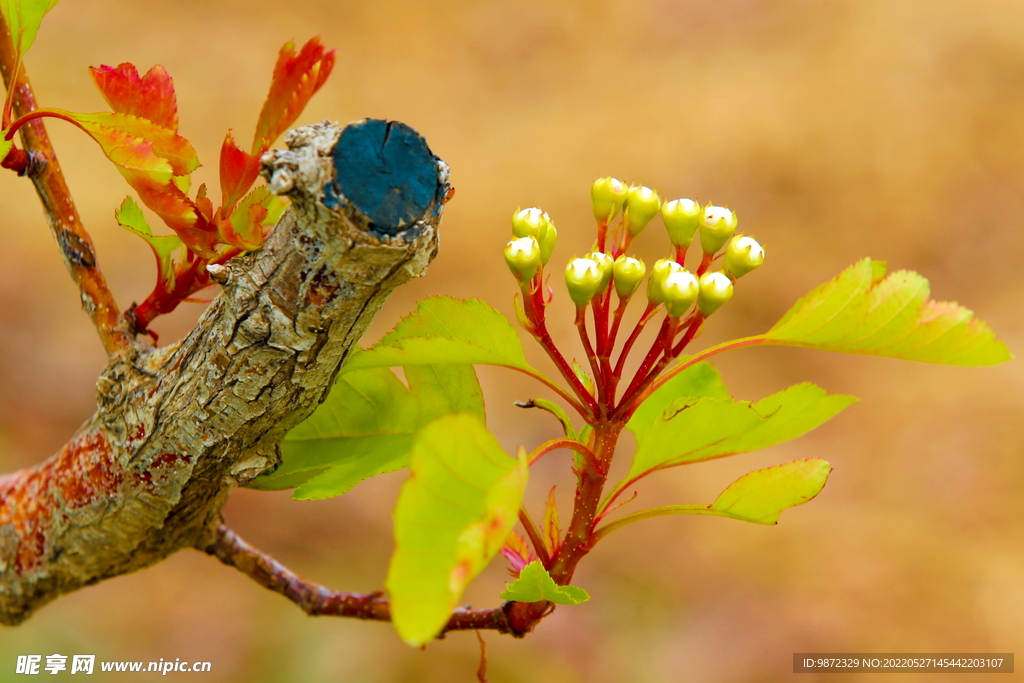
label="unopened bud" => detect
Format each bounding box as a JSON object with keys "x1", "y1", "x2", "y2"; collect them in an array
[
  {"x1": 647, "y1": 258, "x2": 684, "y2": 305},
  {"x1": 698, "y1": 205, "x2": 738, "y2": 255},
  {"x1": 504, "y1": 236, "x2": 541, "y2": 283},
  {"x1": 697, "y1": 271, "x2": 734, "y2": 315},
  {"x1": 565, "y1": 257, "x2": 604, "y2": 306},
  {"x1": 511, "y1": 207, "x2": 557, "y2": 264},
  {"x1": 723, "y1": 235, "x2": 764, "y2": 279},
  {"x1": 624, "y1": 185, "x2": 662, "y2": 236},
  {"x1": 591, "y1": 177, "x2": 628, "y2": 223},
  {"x1": 662, "y1": 270, "x2": 700, "y2": 318},
  {"x1": 586, "y1": 251, "x2": 614, "y2": 291},
  {"x1": 612, "y1": 255, "x2": 646, "y2": 299},
  {"x1": 661, "y1": 198, "x2": 701, "y2": 248}
]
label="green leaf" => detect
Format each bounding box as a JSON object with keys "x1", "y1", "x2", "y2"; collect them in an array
[
  {"x1": 405, "y1": 364, "x2": 485, "y2": 424},
  {"x1": 595, "y1": 459, "x2": 832, "y2": 540},
  {"x1": 115, "y1": 196, "x2": 182, "y2": 287},
  {"x1": 0, "y1": 137, "x2": 12, "y2": 162},
  {"x1": 499, "y1": 560, "x2": 590, "y2": 605},
  {"x1": 617, "y1": 384, "x2": 855, "y2": 495},
  {"x1": 762, "y1": 259, "x2": 1011, "y2": 365},
  {"x1": 387, "y1": 414, "x2": 527, "y2": 646},
  {"x1": 627, "y1": 360, "x2": 729, "y2": 440},
  {"x1": 709, "y1": 458, "x2": 832, "y2": 523},
  {"x1": 344, "y1": 296, "x2": 537, "y2": 373},
  {"x1": 245, "y1": 364, "x2": 484, "y2": 498},
  {"x1": 1, "y1": 0, "x2": 61, "y2": 60}
]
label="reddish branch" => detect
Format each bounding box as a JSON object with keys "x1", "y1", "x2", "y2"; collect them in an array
[
  {"x1": 0, "y1": 15, "x2": 128, "y2": 355},
  {"x1": 204, "y1": 525, "x2": 533, "y2": 636}
]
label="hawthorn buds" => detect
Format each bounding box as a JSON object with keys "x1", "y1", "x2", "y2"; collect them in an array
[
  {"x1": 612, "y1": 255, "x2": 646, "y2": 299},
  {"x1": 592, "y1": 177, "x2": 629, "y2": 223},
  {"x1": 505, "y1": 236, "x2": 542, "y2": 283},
  {"x1": 586, "y1": 251, "x2": 614, "y2": 291},
  {"x1": 565, "y1": 257, "x2": 605, "y2": 306},
  {"x1": 698, "y1": 205, "x2": 738, "y2": 255},
  {"x1": 723, "y1": 235, "x2": 765, "y2": 279},
  {"x1": 661, "y1": 270, "x2": 700, "y2": 318},
  {"x1": 661, "y1": 198, "x2": 702, "y2": 249},
  {"x1": 624, "y1": 185, "x2": 661, "y2": 236},
  {"x1": 512, "y1": 207, "x2": 557, "y2": 264},
  {"x1": 697, "y1": 271, "x2": 734, "y2": 315},
  {"x1": 646, "y1": 258, "x2": 684, "y2": 305}
]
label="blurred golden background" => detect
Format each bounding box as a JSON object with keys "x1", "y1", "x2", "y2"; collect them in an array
[{"x1": 1, "y1": 0, "x2": 1022, "y2": 681}]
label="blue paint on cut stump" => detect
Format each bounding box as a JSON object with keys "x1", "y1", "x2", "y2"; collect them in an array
[{"x1": 325, "y1": 119, "x2": 439, "y2": 236}]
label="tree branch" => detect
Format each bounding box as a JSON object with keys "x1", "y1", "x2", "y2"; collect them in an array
[
  {"x1": 203, "y1": 525, "x2": 521, "y2": 636},
  {"x1": 0, "y1": 13, "x2": 128, "y2": 354},
  {"x1": 0, "y1": 120, "x2": 449, "y2": 625}
]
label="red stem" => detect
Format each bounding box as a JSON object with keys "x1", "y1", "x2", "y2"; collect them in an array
[
  {"x1": 613, "y1": 301, "x2": 658, "y2": 377},
  {"x1": 614, "y1": 313, "x2": 706, "y2": 420},
  {"x1": 518, "y1": 508, "x2": 551, "y2": 567},
  {"x1": 0, "y1": 17, "x2": 129, "y2": 355},
  {"x1": 695, "y1": 252, "x2": 714, "y2": 276}
]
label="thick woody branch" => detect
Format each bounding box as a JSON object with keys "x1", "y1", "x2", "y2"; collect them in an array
[
  {"x1": 204, "y1": 525, "x2": 522, "y2": 636},
  {"x1": 0, "y1": 14, "x2": 128, "y2": 354},
  {"x1": 0, "y1": 120, "x2": 449, "y2": 625}
]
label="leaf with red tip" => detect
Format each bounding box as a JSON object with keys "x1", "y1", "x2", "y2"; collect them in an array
[
  {"x1": 251, "y1": 36, "x2": 335, "y2": 154},
  {"x1": 219, "y1": 130, "x2": 261, "y2": 211},
  {"x1": 89, "y1": 63, "x2": 178, "y2": 131},
  {"x1": 8, "y1": 108, "x2": 218, "y2": 256}
]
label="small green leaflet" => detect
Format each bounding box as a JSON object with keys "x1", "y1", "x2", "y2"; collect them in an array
[
  {"x1": 245, "y1": 363, "x2": 484, "y2": 499},
  {"x1": 115, "y1": 196, "x2": 182, "y2": 289},
  {"x1": 0, "y1": 0, "x2": 61, "y2": 62},
  {"x1": 761, "y1": 259, "x2": 1010, "y2": 365},
  {"x1": 709, "y1": 458, "x2": 831, "y2": 523},
  {"x1": 0, "y1": 138, "x2": 12, "y2": 162},
  {"x1": 613, "y1": 383, "x2": 854, "y2": 501},
  {"x1": 387, "y1": 414, "x2": 527, "y2": 646},
  {"x1": 344, "y1": 296, "x2": 537, "y2": 373},
  {"x1": 499, "y1": 560, "x2": 590, "y2": 605},
  {"x1": 596, "y1": 459, "x2": 832, "y2": 539}
]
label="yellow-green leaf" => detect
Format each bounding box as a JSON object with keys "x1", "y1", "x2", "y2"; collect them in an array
[
  {"x1": 387, "y1": 414, "x2": 527, "y2": 646},
  {"x1": 1, "y1": 0, "x2": 61, "y2": 61},
  {"x1": 763, "y1": 259, "x2": 1011, "y2": 365},
  {"x1": 709, "y1": 458, "x2": 832, "y2": 523},
  {"x1": 499, "y1": 560, "x2": 590, "y2": 605},
  {"x1": 595, "y1": 459, "x2": 832, "y2": 540}
]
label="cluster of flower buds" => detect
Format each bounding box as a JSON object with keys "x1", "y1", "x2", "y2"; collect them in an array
[
  {"x1": 504, "y1": 208, "x2": 558, "y2": 284},
  {"x1": 504, "y1": 179, "x2": 765, "y2": 322}
]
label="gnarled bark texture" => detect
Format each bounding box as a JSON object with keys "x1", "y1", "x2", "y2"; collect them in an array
[{"x1": 0, "y1": 120, "x2": 449, "y2": 625}]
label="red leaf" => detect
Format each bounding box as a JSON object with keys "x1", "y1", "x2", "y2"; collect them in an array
[
  {"x1": 89, "y1": 63, "x2": 179, "y2": 132},
  {"x1": 500, "y1": 530, "x2": 537, "y2": 575},
  {"x1": 251, "y1": 37, "x2": 335, "y2": 154},
  {"x1": 219, "y1": 131, "x2": 261, "y2": 211}
]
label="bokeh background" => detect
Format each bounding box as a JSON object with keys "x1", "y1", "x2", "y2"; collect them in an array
[{"x1": 1, "y1": 0, "x2": 1023, "y2": 681}]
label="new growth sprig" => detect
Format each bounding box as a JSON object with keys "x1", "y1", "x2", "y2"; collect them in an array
[
  {"x1": 504, "y1": 180, "x2": 760, "y2": 422},
  {"x1": 259, "y1": 173, "x2": 1006, "y2": 650}
]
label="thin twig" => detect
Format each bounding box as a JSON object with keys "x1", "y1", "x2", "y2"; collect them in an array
[
  {"x1": 203, "y1": 525, "x2": 524, "y2": 636},
  {"x1": 0, "y1": 15, "x2": 128, "y2": 354}
]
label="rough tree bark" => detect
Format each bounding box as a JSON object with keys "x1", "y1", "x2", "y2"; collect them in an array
[{"x1": 0, "y1": 119, "x2": 449, "y2": 625}]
